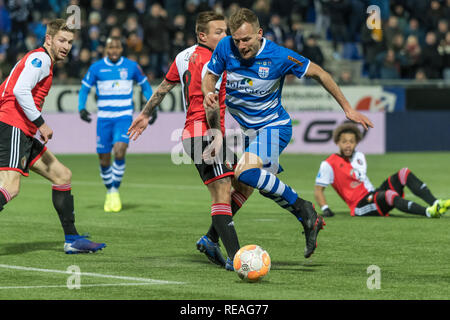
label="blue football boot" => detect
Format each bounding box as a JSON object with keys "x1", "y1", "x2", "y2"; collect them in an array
[
  {"x1": 196, "y1": 235, "x2": 226, "y2": 267},
  {"x1": 64, "y1": 235, "x2": 106, "y2": 254}
]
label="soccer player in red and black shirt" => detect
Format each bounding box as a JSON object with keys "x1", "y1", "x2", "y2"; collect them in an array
[
  {"x1": 0, "y1": 19, "x2": 106, "y2": 253},
  {"x1": 314, "y1": 123, "x2": 449, "y2": 218},
  {"x1": 128, "y1": 11, "x2": 253, "y2": 270}
]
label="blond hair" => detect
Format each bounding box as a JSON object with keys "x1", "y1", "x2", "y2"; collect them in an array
[{"x1": 228, "y1": 8, "x2": 260, "y2": 34}]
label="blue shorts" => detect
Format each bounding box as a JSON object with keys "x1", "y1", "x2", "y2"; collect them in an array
[
  {"x1": 244, "y1": 125, "x2": 292, "y2": 174},
  {"x1": 96, "y1": 116, "x2": 132, "y2": 154}
]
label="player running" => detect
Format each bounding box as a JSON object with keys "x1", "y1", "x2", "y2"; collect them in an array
[
  {"x1": 202, "y1": 8, "x2": 373, "y2": 258},
  {"x1": 315, "y1": 123, "x2": 450, "y2": 218},
  {"x1": 0, "y1": 19, "x2": 106, "y2": 254},
  {"x1": 128, "y1": 11, "x2": 253, "y2": 270},
  {"x1": 78, "y1": 36, "x2": 153, "y2": 213}
]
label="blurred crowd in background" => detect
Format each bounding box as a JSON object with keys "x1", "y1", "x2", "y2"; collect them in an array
[{"x1": 1, "y1": 0, "x2": 449, "y2": 84}]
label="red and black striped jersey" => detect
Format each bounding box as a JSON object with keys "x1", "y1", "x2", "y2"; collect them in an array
[
  {"x1": 165, "y1": 43, "x2": 227, "y2": 140},
  {"x1": 0, "y1": 47, "x2": 53, "y2": 137}
]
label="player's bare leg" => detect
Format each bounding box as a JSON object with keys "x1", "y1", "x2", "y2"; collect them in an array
[
  {"x1": 31, "y1": 149, "x2": 106, "y2": 253},
  {"x1": 0, "y1": 171, "x2": 22, "y2": 211}
]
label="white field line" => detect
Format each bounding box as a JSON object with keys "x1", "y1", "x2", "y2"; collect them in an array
[
  {"x1": 0, "y1": 264, "x2": 185, "y2": 285},
  {"x1": 0, "y1": 283, "x2": 159, "y2": 290}
]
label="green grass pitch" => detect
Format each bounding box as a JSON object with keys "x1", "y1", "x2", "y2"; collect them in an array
[{"x1": 0, "y1": 152, "x2": 449, "y2": 300}]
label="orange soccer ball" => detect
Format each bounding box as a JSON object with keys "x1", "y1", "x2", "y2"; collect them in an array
[{"x1": 233, "y1": 245, "x2": 271, "y2": 282}]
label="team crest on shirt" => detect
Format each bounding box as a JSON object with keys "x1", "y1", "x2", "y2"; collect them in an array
[
  {"x1": 224, "y1": 160, "x2": 233, "y2": 170},
  {"x1": 258, "y1": 66, "x2": 269, "y2": 78},
  {"x1": 119, "y1": 68, "x2": 128, "y2": 80},
  {"x1": 21, "y1": 156, "x2": 27, "y2": 169}
]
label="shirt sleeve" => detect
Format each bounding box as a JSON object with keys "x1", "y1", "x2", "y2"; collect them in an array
[
  {"x1": 133, "y1": 62, "x2": 148, "y2": 85},
  {"x1": 280, "y1": 47, "x2": 310, "y2": 79},
  {"x1": 315, "y1": 161, "x2": 334, "y2": 187},
  {"x1": 206, "y1": 37, "x2": 227, "y2": 76},
  {"x1": 81, "y1": 64, "x2": 97, "y2": 88},
  {"x1": 13, "y1": 52, "x2": 51, "y2": 123},
  {"x1": 165, "y1": 59, "x2": 180, "y2": 83}
]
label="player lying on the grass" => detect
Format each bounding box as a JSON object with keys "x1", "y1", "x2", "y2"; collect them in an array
[
  {"x1": 128, "y1": 11, "x2": 253, "y2": 271},
  {"x1": 78, "y1": 37, "x2": 154, "y2": 213},
  {"x1": 0, "y1": 19, "x2": 106, "y2": 253},
  {"x1": 315, "y1": 123, "x2": 450, "y2": 218},
  {"x1": 202, "y1": 8, "x2": 373, "y2": 258}
]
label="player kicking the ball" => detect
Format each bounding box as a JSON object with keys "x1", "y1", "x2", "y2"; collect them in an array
[
  {"x1": 128, "y1": 12, "x2": 253, "y2": 270},
  {"x1": 315, "y1": 123, "x2": 449, "y2": 218},
  {"x1": 202, "y1": 8, "x2": 373, "y2": 258},
  {"x1": 0, "y1": 19, "x2": 106, "y2": 253}
]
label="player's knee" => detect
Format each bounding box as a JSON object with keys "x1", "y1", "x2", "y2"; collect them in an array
[
  {"x1": 397, "y1": 167, "x2": 410, "y2": 185},
  {"x1": 208, "y1": 178, "x2": 232, "y2": 203},
  {"x1": 385, "y1": 190, "x2": 400, "y2": 206},
  {"x1": 53, "y1": 166, "x2": 72, "y2": 185}
]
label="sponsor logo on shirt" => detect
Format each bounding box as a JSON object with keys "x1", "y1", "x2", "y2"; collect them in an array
[{"x1": 31, "y1": 58, "x2": 42, "y2": 68}]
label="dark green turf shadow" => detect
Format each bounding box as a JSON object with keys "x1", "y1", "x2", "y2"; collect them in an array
[
  {"x1": 0, "y1": 241, "x2": 60, "y2": 255},
  {"x1": 271, "y1": 261, "x2": 324, "y2": 272}
]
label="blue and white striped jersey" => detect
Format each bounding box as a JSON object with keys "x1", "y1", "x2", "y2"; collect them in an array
[
  {"x1": 80, "y1": 56, "x2": 150, "y2": 119},
  {"x1": 207, "y1": 37, "x2": 310, "y2": 130}
]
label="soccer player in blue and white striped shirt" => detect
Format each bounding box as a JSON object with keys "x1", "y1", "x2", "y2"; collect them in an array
[
  {"x1": 202, "y1": 8, "x2": 373, "y2": 258},
  {"x1": 78, "y1": 37, "x2": 153, "y2": 212}
]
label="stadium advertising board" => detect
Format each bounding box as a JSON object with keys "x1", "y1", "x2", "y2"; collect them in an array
[
  {"x1": 281, "y1": 85, "x2": 405, "y2": 112},
  {"x1": 44, "y1": 112, "x2": 385, "y2": 154},
  {"x1": 44, "y1": 85, "x2": 404, "y2": 113}
]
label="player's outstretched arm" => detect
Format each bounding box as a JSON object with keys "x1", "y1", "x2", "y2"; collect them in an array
[
  {"x1": 127, "y1": 79, "x2": 176, "y2": 141},
  {"x1": 201, "y1": 71, "x2": 223, "y2": 162},
  {"x1": 314, "y1": 185, "x2": 334, "y2": 217},
  {"x1": 306, "y1": 62, "x2": 374, "y2": 130}
]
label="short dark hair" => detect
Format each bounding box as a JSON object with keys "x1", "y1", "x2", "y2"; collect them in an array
[
  {"x1": 333, "y1": 123, "x2": 363, "y2": 144},
  {"x1": 195, "y1": 11, "x2": 225, "y2": 35},
  {"x1": 46, "y1": 18, "x2": 75, "y2": 37},
  {"x1": 229, "y1": 8, "x2": 260, "y2": 34}
]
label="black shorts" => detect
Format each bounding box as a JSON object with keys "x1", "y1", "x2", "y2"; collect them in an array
[
  {"x1": 355, "y1": 191, "x2": 392, "y2": 216},
  {"x1": 182, "y1": 136, "x2": 237, "y2": 185},
  {"x1": 0, "y1": 121, "x2": 46, "y2": 176},
  {"x1": 355, "y1": 171, "x2": 407, "y2": 216}
]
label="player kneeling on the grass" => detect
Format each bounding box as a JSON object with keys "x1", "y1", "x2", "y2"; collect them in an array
[
  {"x1": 314, "y1": 123, "x2": 450, "y2": 218},
  {"x1": 0, "y1": 19, "x2": 106, "y2": 253},
  {"x1": 128, "y1": 11, "x2": 253, "y2": 270},
  {"x1": 78, "y1": 37, "x2": 154, "y2": 213}
]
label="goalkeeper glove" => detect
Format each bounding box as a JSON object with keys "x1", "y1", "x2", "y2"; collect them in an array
[{"x1": 79, "y1": 109, "x2": 92, "y2": 123}]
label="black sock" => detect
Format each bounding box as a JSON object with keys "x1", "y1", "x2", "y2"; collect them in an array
[
  {"x1": 406, "y1": 172, "x2": 437, "y2": 206},
  {"x1": 0, "y1": 187, "x2": 11, "y2": 212},
  {"x1": 393, "y1": 196, "x2": 427, "y2": 216},
  {"x1": 52, "y1": 188, "x2": 78, "y2": 236},
  {"x1": 211, "y1": 204, "x2": 240, "y2": 259},
  {"x1": 206, "y1": 191, "x2": 248, "y2": 243}
]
